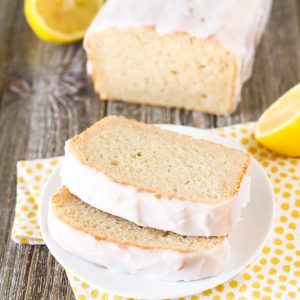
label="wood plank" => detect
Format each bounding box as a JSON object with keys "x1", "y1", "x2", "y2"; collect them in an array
[
  {"x1": 0, "y1": 0, "x2": 21, "y2": 108},
  {"x1": 105, "y1": 101, "x2": 216, "y2": 128}
]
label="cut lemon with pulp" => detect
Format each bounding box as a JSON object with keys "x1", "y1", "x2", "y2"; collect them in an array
[
  {"x1": 254, "y1": 83, "x2": 300, "y2": 157},
  {"x1": 25, "y1": 0, "x2": 104, "y2": 43}
]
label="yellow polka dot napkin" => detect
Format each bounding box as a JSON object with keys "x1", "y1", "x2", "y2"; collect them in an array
[
  {"x1": 12, "y1": 157, "x2": 61, "y2": 245},
  {"x1": 12, "y1": 123, "x2": 299, "y2": 300}
]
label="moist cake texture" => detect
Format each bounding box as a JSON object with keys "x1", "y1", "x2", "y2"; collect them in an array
[{"x1": 68, "y1": 116, "x2": 250, "y2": 204}]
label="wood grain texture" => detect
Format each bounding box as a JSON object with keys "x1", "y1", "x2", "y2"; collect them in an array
[{"x1": 0, "y1": 1, "x2": 299, "y2": 299}]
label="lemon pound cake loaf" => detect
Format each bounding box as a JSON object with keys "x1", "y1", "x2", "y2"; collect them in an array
[
  {"x1": 61, "y1": 116, "x2": 251, "y2": 236},
  {"x1": 84, "y1": 0, "x2": 272, "y2": 115},
  {"x1": 49, "y1": 186, "x2": 230, "y2": 281}
]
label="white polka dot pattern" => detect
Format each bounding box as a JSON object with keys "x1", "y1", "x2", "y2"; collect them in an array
[{"x1": 12, "y1": 123, "x2": 299, "y2": 299}]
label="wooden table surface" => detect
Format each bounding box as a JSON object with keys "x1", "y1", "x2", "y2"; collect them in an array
[{"x1": 0, "y1": 1, "x2": 300, "y2": 299}]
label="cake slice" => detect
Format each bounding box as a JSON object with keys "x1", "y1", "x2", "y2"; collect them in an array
[
  {"x1": 61, "y1": 116, "x2": 251, "y2": 236},
  {"x1": 84, "y1": 0, "x2": 272, "y2": 114},
  {"x1": 48, "y1": 186, "x2": 230, "y2": 281}
]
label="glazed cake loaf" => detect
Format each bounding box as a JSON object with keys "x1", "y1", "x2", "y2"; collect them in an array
[
  {"x1": 61, "y1": 116, "x2": 251, "y2": 236},
  {"x1": 48, "y1": 186, "x2": 230, "y2": 281},
  {"x1": 84, "y1": 0, "x2": 272, "y2": 115}
]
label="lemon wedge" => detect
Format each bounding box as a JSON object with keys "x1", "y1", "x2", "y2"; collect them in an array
[
  {"x1": 25, "y1": 0, "x2": 104, "y2": 43},
  {"x1": 254, "y1": 84, "x2": 300, "y2": 157}
]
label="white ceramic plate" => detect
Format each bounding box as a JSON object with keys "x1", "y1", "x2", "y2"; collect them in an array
[{"x1": 40, "y1": 124, "x2": 275, "y2": 299}]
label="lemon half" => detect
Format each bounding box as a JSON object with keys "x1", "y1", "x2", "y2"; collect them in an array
[
  {"x1": 25, "y1": 0, "x2": 104, "y2": 43},
  {"x1": 254, "y1": 84, "x2": 300, "y2": 157}
]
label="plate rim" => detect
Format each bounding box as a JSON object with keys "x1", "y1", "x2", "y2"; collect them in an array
[{"x1": 39, "y1": 124, "x2": 275, "y2": 299}]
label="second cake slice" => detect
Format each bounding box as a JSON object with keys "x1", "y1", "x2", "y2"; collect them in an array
[
  {"x1": 61, "y1": 116, "x2": 251, "y2": 236},
  {"x1": 49, "y1": 186, "x2": 230, "y2": 281}
]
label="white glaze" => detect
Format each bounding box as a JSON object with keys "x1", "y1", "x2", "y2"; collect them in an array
[
  {"x1": 84, "y1": 0, "x2": 272, "y2": 105},
  {"x1": 60, "y1": 142, "x2": 251, "y2": 237},
  {"x1": 86, "y1": 0, "x2": 232, "y2": 39},
  {"x1": 48, "y1": 205, "x2": 230, "y2": 281}
]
